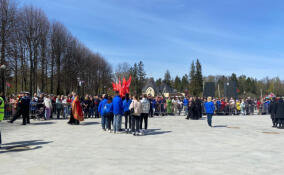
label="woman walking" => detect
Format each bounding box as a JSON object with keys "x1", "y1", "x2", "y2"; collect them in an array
[
  {"x1": 129, "y1": 95, "x2": 142, "y2": 136},
  {"x1": 204, "y1": 97, "x2": 215, "y2": 127}
]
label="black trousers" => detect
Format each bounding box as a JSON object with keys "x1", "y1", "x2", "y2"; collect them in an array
[
  {"x1": 149, "y1": 108, "x2": 153, "y2": 117},
  {"x1": 57, "y1": 108, "x2": 62, "y2": 119},
  {"x1": 140, "y1": 113, "x2": 149, "y2": 129},
  {"x1": 105, "y1": 112, "x2": 113, "y2": 130},
  {"x1": 11, "y1": 109, "x2": 30, "y2": 125},
  {"x1": 124, "y1": 111, "x2": 131, "y2": 129},
  {"x1": 131, "y1": 115, "x2": 140, "y2": 133}
]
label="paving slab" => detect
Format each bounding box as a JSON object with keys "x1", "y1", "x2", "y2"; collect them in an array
[{"x1": 0, "y1": 115, "x2": 283, "y2": 175}]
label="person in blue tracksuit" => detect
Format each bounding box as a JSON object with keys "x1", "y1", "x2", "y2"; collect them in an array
[
  {"x1": 123, "y1": 94, "x2": 132, "y2": 132},
  {"x1": 112, "y1": 91, "x2": 123, "y2": 133},
  {"x1": 183, "y1": 97, "x2": 189, "y2": 116},
  {"x1": 98, "y1": 94, "x2": 108, "y2": 131},
  {"x1": 104, "y1": 96, "x2": 113, "y2": 132},
  {"x1": 204, "y1": 96, "x2": 215, "y2": 127}
]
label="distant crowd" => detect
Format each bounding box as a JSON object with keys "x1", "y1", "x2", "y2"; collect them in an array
[{"x1": 1, "y1": 92, "x2": 279, "y2": 128}]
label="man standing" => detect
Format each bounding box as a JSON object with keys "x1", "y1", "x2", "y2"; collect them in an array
[
  {"x1": 140, "y1": 94, "x2": 150, "y2": 133},
  {"x1": 112, "y1": 91, "x2": 123, "y2": 134},
  {"x1": 183, "y1": 97, "x2": 189, "y2": 116},
  {"x1": 204, "y1": 97, "x2": 215, "y2": 127},
  {"x1": 98, "y1": 94, "x2": 108, "y2": 130},
  {"x1": 0, "y1": 93, "x2": 5, "y2": 147}
]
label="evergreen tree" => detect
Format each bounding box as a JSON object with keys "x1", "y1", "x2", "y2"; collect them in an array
[
  {"x1": 163, "y1": 70, "x2": 172, "y2": 86},
  {"x1": 189, "y1": 61, "x2": 196, "y2": 95},
  {"x1": 181, "y1": 74, "x2": 189, "y2": 92},
  {"x1": 195, "y1": 59, "x2": 203, "y2": 95},
  {"x1": 156, "y1": 78, "x2": 162, "y2": 87},
  {"x1": 174, "y1": 76, "x2": 181, "y2": 91},
  {"x1": 137, "y1": 61, "x2": 146, "y2": 94}
]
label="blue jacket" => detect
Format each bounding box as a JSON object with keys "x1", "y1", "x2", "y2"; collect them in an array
[
  {"x1": 98, "y1": 99, "x2": 108, "y2": 116},
  {"x1": 103, "y1": 102, "x2": 113, "y2": 115},
  {"x1": 183, "y1": 99, "x2": 189, "y2": 106},
  {"x1": 204, "y1": 101, "x2": 215, "y2": 114},
  {"x1": 123, "y1": 99, "x2": 132, "y2": 112},
  {"x1": 112, "y1": 95, "x2": 123, "y2": 115}
]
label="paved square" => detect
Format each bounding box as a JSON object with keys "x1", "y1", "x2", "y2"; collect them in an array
[{"x1": 1, "y1": 115, "x2": 283, "y2": 175}]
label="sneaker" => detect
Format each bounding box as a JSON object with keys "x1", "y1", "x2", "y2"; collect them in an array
[
  {"x1": 109, "y1": 130, "x2": 111, "y2": 133},
  {"x1": 138, "y1": 132, "x2": 144, "y2": 136}
]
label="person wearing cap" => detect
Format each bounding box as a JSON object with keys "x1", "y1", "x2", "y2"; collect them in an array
[{"x1": 204, "y1": 96, "x2": 215, "y2": 127}]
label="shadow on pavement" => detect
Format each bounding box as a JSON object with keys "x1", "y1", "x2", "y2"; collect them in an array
[
  {"x1": 213, "y1": 125, "x2": 228, "y2": 128},
  {"x1": 81, "y1": 122, "x2": 99, "y2": 126},
  {"x1": 31, "y1": 122, "x2": 55, "y2": 125},
  {"x1": 142, "y1": 129, "x2": 172, "y2": 136},
  {"x1": 0, "y1": 140, "x2": 52, "y2": 154}
]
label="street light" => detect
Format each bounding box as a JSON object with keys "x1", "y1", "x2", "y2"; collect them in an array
[{"x1": 0, "y1": 64, "x2": 6, "y2": 96}]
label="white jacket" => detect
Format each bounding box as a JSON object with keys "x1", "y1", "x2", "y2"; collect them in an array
[
  {"x1": 140, "y1": 98, "x2": 150, "y2": 114},
  {"x1": 129, "y1": 100, "x2": 142, "y2": 116}
]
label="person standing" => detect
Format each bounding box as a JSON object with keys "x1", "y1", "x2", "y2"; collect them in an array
[
  {"x1": 56, "y1": 95, "x2": 63, "y2": 119},
  {"x1": 130, "y1": 95, "x2": 142, "y2": 136},
  {"x1": 274, "y1": 97, "x2": 284, "y2": 128},
  {"x1": 140, "y1": 94, "x2": 150, "y2": 133},
  {"x1": 98, "y1": 95, "x2": 108, "y2": 130},
  {"x1": 269, "y1": 97, "x2": 277, "y2": 127},
  {"x1": 104, "y1": 96, "x2": 113, "y2": 132},
  {"x1": 112, "y1": 91, "x2": 123, "y2": 134},
  {"x1": 0, "y1": 94, "x2": 5, "y2": 147},
  {"x1": 204, "y1": 97, "x2": 215, "y2": 127},
  {"x1": 71, "y1": 95, "x2": 84, "y2": 125},
  {"x1": 44, "y1": 95, "x2": 52, "y2": 120},
  {"x1": 123, "y1": 93, "x2": 132, "y2": 133},
  {"x1": 183, "y1": 97, "x2": 189, "y2": 116}
]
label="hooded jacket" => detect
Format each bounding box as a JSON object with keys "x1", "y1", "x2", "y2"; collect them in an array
[{"x1": 140, "y1": 98, "x2": 150, "y2": 114}]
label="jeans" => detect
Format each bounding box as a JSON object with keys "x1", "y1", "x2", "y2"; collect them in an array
[
  {"x1": 45, "y1": 108, "x2": 51, "y2": 120},
  {"x1": 63, "y1": 106, "x2": 69, "y2": 118},
  {"x1": 113, "y1": 114, "x2": 121, "y2": 132},
  {"x1": 101, "y1": 115, "x2": 106, "y2": 129},
  {"x1": 207, "y1": 113, "x2": 213, "y2": 127},
  {"x1": 89, "y1": 107, "x2": 94, "y2": 118},
  {"x1": 184, "y1": 106, "x2": 188, "y2": 116}
]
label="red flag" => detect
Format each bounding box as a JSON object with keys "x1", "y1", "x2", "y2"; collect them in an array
[
  {"x1": 125, "y1": 75, "x2": 132, "y2": 93},
  {"x1": 112, "y1": 82, "x2": 117, "y2": 91}
]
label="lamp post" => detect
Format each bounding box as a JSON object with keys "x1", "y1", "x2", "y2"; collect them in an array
[{"x1": 0, "y1": 64, "x2": 6, "y2": 96}]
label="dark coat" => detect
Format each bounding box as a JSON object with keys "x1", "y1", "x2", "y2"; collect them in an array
[
  {"x1": 269, "y1": 100, "x2": 277, "y2": 119},
  {"x1": 275, "y1": 99, "x2": 284, "y2": 119}
]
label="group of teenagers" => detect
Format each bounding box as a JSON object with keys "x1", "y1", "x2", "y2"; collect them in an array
[{"x1": 97, "y1": 92, "x2": 150, "y2": 136}]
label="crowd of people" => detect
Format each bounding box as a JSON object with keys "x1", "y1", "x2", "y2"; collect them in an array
[{"x1": 1, "y1": 91, "x2": 283, "y2": 147}]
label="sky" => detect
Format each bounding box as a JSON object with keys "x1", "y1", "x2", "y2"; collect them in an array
[{"x1": 22, "y1": 0, "x2": 284, "y2": 80}]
